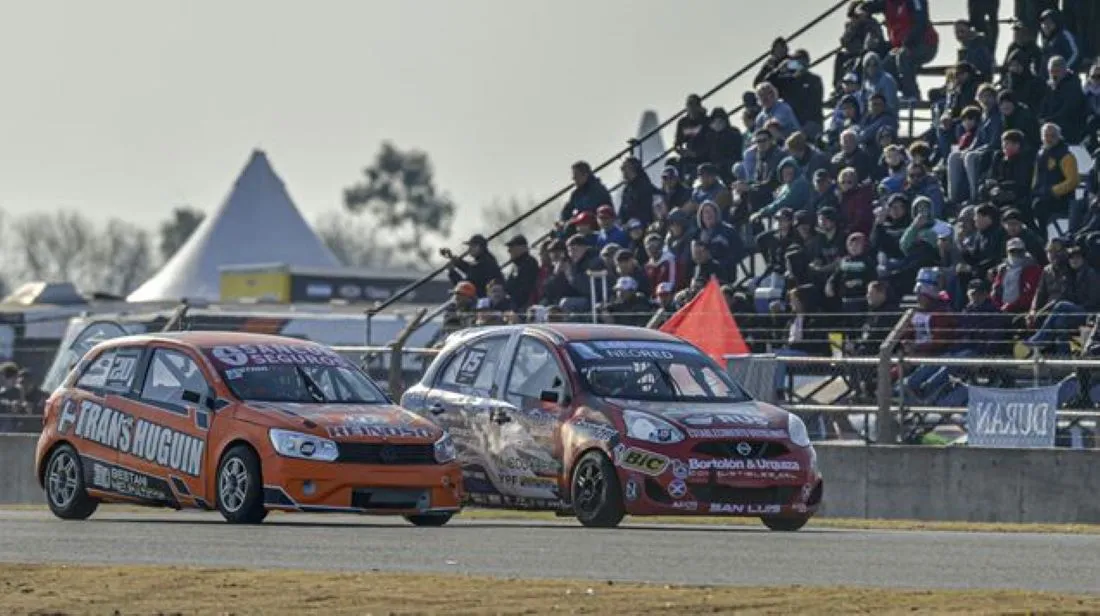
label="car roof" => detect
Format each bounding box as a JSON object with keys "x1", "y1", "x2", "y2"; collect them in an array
[
  {"x1": 92, "y1": 330, "x2": 326, "y2": 351},
  {"x1": 450, "y1": 323, "x2": 684, "y2": 345}
]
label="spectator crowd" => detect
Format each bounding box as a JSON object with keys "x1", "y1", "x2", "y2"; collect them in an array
[{"x1": 435, "y1": 0, "x2": 1100, "y2": 368}]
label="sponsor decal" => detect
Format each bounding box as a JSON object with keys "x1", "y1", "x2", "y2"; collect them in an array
[
  {"x1": 688, "y1": 458, "x2": 799, "y2": 472},
  {"x1": 57, "y1": 398, "x2": 78, "y2": 435},
  {"x1": 209, "y1": 344, "x2": 345, "y2": 368},
  {"x1": 664, "y1": 409, "x2": 770, "y2": 428},
  {"x1": 454, "y1": 348, "x2": 488, "y2": 386},
  {"x1": 624, "y1": 478, "x2": 639, "y2": 502},
  {"x1": 326, "y1": 424, "x2": 435, "y2": 439},
  {"x1": 667, "y1": 479, "x2": 687, "y2": 499},
  {"x1": 670, "y1": 500, "x2": 698, "y2": 511},
  {"x1": 72, "y1": 401, "x2": 204, "y2": 477},
  {"x1": 709, "y1": 503, "x2": 781, "y2": 514},
  {"x1": 616, "y1": 447, "x2": 670, "y2": 476},
  {"x1": 503, "y1": 455, "x2": 561, "y2": 475},
  {"x1": 685, "y1": 428, "x2": 788, "y2": 439},
  {"x1": 671, "y1": 459, "x2": 688, "y2": 480},
  {"x1": 601, "y1": 348, "x2": 675, "y2": 360},
  {"x1": 572, "y1": 420, "x2": 619, "y2": 442},
  {"x1": 89, "y1": 458, "x2": 173, "y2": 501}
]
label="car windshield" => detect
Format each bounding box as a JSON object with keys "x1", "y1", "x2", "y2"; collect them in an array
[
  {"x1": 566, "y1": 340, "x2": 752, "y2": 403},
  {"x1": 203, "y1": 344, "x2": 386, "y2": 404}
]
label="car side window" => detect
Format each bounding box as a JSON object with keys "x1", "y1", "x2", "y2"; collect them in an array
[
  {"x1": 505, "y1": 337, "x2": 566, "y2": 407},
  {"x1": 437, "y1": 335, "x2": 509, "y2": 393},
  {"x1": 76, "y1": 350, "x2": 116, "y2": 390},
  {"x1": 140, "y1": 349, "x2": 210, "y2": 411}
]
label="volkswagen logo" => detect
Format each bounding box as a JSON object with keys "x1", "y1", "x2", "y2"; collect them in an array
[
  {"x1": 735, "y1": 441, "x2": 753, "y2": 457},
  {"x1": 379, "y1": 445, "x2": 398, "y2": 464}
]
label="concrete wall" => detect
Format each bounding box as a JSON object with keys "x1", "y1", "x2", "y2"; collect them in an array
[
  {"x1": 816, "y1": 444, "x2": 1100, "y2": 523},
  {"x1": 2, "y1": 434, "x2": 1098, "y2": 522},
  {"x1": 0, "y1": 433, "x2": 42, "y2": 505}
]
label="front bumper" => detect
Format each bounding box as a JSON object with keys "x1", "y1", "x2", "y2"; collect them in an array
[{"x1": 260, "y1": 452, "x2": 463, "y2": 515}]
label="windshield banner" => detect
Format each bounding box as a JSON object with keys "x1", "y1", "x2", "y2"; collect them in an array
[
  {"x1": 570, "y1": 340, "x2": 700, "y2": 362},
  {"x1": 207, "y1": 344, "x2": 346, "y2": 368}
]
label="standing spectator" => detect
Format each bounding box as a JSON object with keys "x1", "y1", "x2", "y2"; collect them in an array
[
  {"x1": 675, "y1": 94, "x2": 710, "y2": 179},
  {"x1": 838, "y1": 167, "x2": 876, "y2": 236},
  {"x1": 618, "y1": 157, "x2": 658, "y2": 228},
  {"x1": 861, "y1": 0, "x2": 940, "y2": 101},
  {"x1": 1000, "y1": 49, "x2": 1046, "y2": 113},
  {"x1": 860, "y1": 51, "x2": 901, "y2": 114},
  {"x1": 993, "y1": 236, "x2": 1043, "y2": 317},
  {"x1": 836, "y1": 2, "x2": 887, "y2": 91},
  {"x1": 707, "y1": 108, "x2": 744, "y2": 184},
  {"x1": 954, "y1": 19, "x2": 995, "y2": 80},
  {"x1": 1032, "y1": 122, "x2": 1080, "y2": 239},
  {"x1": 560, "y1": 161, "x2": 614, "y2": 222},
  {"x1": 665, "y1": 209, "x2": 696, "y2": 291},
  {"x1": 595, "y1": 205, "x2": 629, "y2": 249},
  {"x1": 658, "y1": 167, "x2": 691, "y2": 212},
  {"x1": 1002, "y1": 208, "x2": 1048, "y2": 265},
  {"x1": 753, "y1": 157, "x2": 812, "y2": 221},
  {"x1": 779, "y1": 50, "x2": 826, "y2": 139},
  {"x1": 754, "y1": 37, "x2": 792, "y2": 86},
  {"x1": 1037, "y1": 8, "x2": 1081, "y2": 79},
  {"x1": 832, "y1": 128, "x2": 878, "y2": 183},
  {"x1": 443, "y1": 234, "x2": 503, "y2": 297},
  {"x1": 969, "y1": 0, "x2": 1001, "y2": 51},
  {"x1": 1039, "y1": 56, "x2": 1087, "y2": 144},
  {"x1": 753, "y1": 83, "x2": 800, "y2": 141},
  {"x1": 1003, "y1": 21, "x2": 1044, "y2": 79},
  {"x1": 981, "y1": 130, "x2": 1035, "y2": 218},
  {"x1": 503, "y1": 235, "x2": 540, "y2": 312},
  {"x1": 643, "y1": 233, "x2": 677, "y2": 295}
]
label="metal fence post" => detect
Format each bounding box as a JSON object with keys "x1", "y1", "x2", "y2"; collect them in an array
[{"x1": 876, "y1": 309, "x2": 913, "y2": 444}]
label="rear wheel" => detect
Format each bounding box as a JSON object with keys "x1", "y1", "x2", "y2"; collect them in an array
[
  {"x1": 761, "y1": 515, "x2": 810, "y2": 532},
  {"x1": 405, "y1": 512, "x2": 454, "y2": 527},
  {"x1": 44, "y1": 445, "x2": 98, "y2": 520},
  {"x1": 216, "y1": 445, "x2": 267, "y2": 524},
  {"x1": 571, "y1": 451, "x2": 625, "y2": 528}
]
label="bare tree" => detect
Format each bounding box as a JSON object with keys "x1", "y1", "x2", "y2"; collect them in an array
[
  {"x1": 481, "y1": 196, "x2": 560, "y2": 255},
  {"x1": 314, "y1": 212, "x2": 392, "y2": 269},
  {"x1": 91, "y1": 219, "x2": 153, "y2": 296},
  {"x1": 158, "y1": 206, "x2": 205, "y2": 263}
]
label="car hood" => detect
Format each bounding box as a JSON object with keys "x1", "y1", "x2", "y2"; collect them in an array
[
  {"x1": 599, "y1": 398, "x2": 791, "y2": 433},
  {"x1": 241, "y1": 401, "x2": 443, "y2": 442}
]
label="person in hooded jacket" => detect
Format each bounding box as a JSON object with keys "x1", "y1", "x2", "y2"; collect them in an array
[
  {"x1": 838, "y1": 167, "x2": 876, "y2": 236},
  {"x1": 444, "y1": 234, "x2": 504, "y2": 297},
  {"x1": 860, "y1": 51, "x2": 901, "y2": 114},
  {"x1": 617, "y1": 157, "x2": 658, "y2": 228},
  {"x1": 1037, "y1": 8, "x2": 1081, "y2": 80},
  {"x1": 785, "y1": 131, "x2": 830, "y2": 182},
  {"x1": 826, "y1": 93, "x2": 863, "y2": 151},
  {"x1": 903, "y1": 162, "x2": 947, "y2": 219},
  {"x1": 706, "y1": 108, "x2": 743, "y2": 183},
  {"x1": 997, "y1": 90, "x2": 1042, "y2": 153},
  {"x1": 958, "y1": 203, "x2": 1006, "y2": 288},
  {"x1": 999, "y1": 48, "x2": 1045, "y2": 113},
  {"x1": 831, "y1": 128, "x2": 877, "y2": 184},
  {"x1": 665, "y1": 208, "x2": 696, "y2": 292},
  {"x1": 1039, "y1": 56, "x2": 1087, "y2": 144},
  {"x1": 811, "y1": 169, "x2": 842, "y2": 215},
  {"x1": 560, "y1": 161, "x2": 614, "y2": 222},
  {"x1": 696, "y1": 200, "x2": 745, "y2": 273},
  {"x1": 751, "y1": 156, "x2": 812, "y2": 222}
]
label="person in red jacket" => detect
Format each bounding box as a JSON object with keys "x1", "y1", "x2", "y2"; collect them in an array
[
  {"x1": 837, "y1": 167, "x2": 876, "y2": 236},
  {"x1": 642, "y1": 233, "x2": 677, "y2": 297},
  {"x1": 992, "y1": 237, "x2": 1043, "y2": 314},
  {"x1": 860, "y1": 0, "x2": 940, "y2": 101},
  {"x1": 901, "y1": 278, "x2": 963, "y2": 401}
]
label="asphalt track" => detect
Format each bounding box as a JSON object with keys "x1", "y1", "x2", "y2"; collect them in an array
[{"x1": 1, "y1": 510, "x2": 1098, "y2": 594}]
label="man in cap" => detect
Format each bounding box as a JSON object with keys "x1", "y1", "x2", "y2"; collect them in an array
[
  {"x1": 757, "y1": 207, "x2": 802, "y2": 278},
  {"x1": 433, "y1": 281, "x2": 478, "y2": 346},
  {"x1": 1002, "y1": 20, "x2": 1043, "y2": 81},
  {"x1": 1001, "y1": 208, "x2": 1047, "y2": 265},
  {"x1": 594, "y1": 205, "x2": 629, "y2": 249},
  {"x1": 561, "y1": 234, "x2": 606, "y2": 311},
  {"x1": 901, "y1": 272, "x2": 961, "y2": 400},
  {"x1": 442, "y1": 234, "x2": 503, "y2": 298},
  {"x1": 659, "y1": 166, "x2": 690, "y2": 212},
  {"x1": 568, "y1": 210, "x2": 600, "y2": 247},
  {"x1": 503, "y1": 234, "x2": 540, "y2": 312},
  {"x1": 992, "y1": 236, "x2": 1043, "y2": 321},
  {"x1": 600, "y1": 275, "x2": 655, "y2": 328}
]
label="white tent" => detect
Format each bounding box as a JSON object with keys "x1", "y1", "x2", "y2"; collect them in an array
[{"x1": 127, "y1": 149, "x2": 341, "y2": 303}]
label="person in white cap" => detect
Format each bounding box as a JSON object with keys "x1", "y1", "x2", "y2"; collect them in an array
[{"x1": 600, "y1": 276, "x2": 654, "y2": 327}]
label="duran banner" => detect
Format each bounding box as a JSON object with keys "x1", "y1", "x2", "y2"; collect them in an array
[{"x1": 966, "y1": 384, "x2": 1058, "y2": 448}]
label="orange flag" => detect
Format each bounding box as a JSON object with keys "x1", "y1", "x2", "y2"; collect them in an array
[{"x1": 659, "y1": 277, "x2": 749, "y2": 368}]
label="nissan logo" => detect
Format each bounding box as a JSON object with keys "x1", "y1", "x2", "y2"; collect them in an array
[
  {"x1": 735, "y1": 442, "x2": 753, "y2": 457},
  {"x1": 379, "y1": 445, "x2": 398, "y2": 464}
]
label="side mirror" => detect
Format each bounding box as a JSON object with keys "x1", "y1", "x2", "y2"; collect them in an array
[{"x1": 539, "y1": 390, "x2": 561, "y2": 403}]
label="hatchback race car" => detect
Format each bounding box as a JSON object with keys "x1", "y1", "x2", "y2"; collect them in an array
[
  {"x1": 401, "y1": 324, "x2": 823, "y2": 529},
  {"x1": 36, "y1": 332, "x2": 462, "y2": 525}
]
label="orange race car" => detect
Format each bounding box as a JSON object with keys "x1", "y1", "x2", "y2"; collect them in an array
[{"x1": 35, "y1": 332, "x2": 462, "y2": 525}]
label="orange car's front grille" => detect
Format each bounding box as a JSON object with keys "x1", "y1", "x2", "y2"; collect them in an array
[{"x1": 336, "y1": 443, "x2": 437, "y2": 465}]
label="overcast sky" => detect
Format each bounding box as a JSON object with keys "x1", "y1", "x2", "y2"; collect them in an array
[{"x1": 0, "y1": 0, "x2": 975, "y2": 239}]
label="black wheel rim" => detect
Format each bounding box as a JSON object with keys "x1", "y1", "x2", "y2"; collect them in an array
[{"x1": 574, "y1": 460, "x2": 606, "y2": 515}]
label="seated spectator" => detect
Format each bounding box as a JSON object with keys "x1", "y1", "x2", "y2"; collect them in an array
[
  {"x1": 838, "y1": 167, "x2": 876, "y2": 236},
  {"x1": 438, "y1": 282, "x2": 478, "y2": 341},
  {"x1": 1039, "y1": 56, "x2": 1087, "y2": 144},
  {"x1": 559, "y1": 161, "x2": 613, "y2": 222},
  {"x1": 1000, "y1": 48, "x2": 1045, "y2": 113},
  {"x1": 1032, "y1": 122, "x2": 1080, "y2": 239},
  {"x1": 1085, "y1": 62, "x2": 1100, "y2": 149},
  {"x1": 618, "y1": 157, "x2": 658, "y2": 228},
  {"x1": 757, "y1": 207, "x2": 802, "y2": 277},
  {"x1": 1002, "y1": 208, "x2": 1048, "y2": 266},
  {"x1": 614, "y1": 248, "x2": 650, "y2": 297},
  {"x1": 980, "y1": 129, "x2": 1035, "y2": 217},
  {"x1": 484, "y1": 279, "x2": 515, "y2": 313},
  {"x1": 598, "y1": 243, "x2": 622, "y2": 287},
  {"x1": 997, "y1": 90, "x2": 1041, "y2": 153},
  {"x1": 443, "y1": 234, "x2": 503, "y2": 297},
  {"x1": 1002, "y1": 20, "x2": 1043, "y2": 80},
  {"x1": 643, "y1": 233, "x2": 677, "y2": 295},
  {"x1": 826, "y1": 92, "x2": 863, "y2": 150},
  {"x1": 539, "y1": 239, "x2": 571, "y2": 307},
  {"x1": 595, "y1": 205, "x2": 629, "y2": 249},
  {"x1": 812, "y1": 168, "x2": 841, "y2": 215},
  {"x1": 674, "y1": 94, "x2": 710, "y2": 179},
  {"x1": 1037, "y1": 8, "x2": 1081, "y2": 80},
  {"x1": 827, "y1": 231, "x2": 877, "y2": 317},
  {"x1": 774, "y1": 285, "x2": 832, "y2": 395},
  {"x1": 878, "y1": 144, "x2": 909, "y2": 196},
  {"x1": 861, "y1": 0, "x2": 939, "y2": 101},
  {"x1": 690, "y1": 239, "x2": 730, "y2": 285},
  {"x1": 753, "y1": 156, "x2": 812, "y2": 223},
  {"x1": 659, "y1": 166, "x2": 691, "y2": 212},
  {"x1": 560, "y1": 234, "x2": 606, "y2": 311},
  {"x1": 568, "y1": 211, "x2": 600, "y2": 247},
  {"x1": 706, "y1": 108, "x2": 743, "y2": 184},
  {"x1": 665, "y1": 209, "x2": 696, "y2": 291},
  {"x1": 504, "y1": 234, "x2": 540, "y2": 312},
  {"x1": 785, "y1": 131, "x2": 830, "y2": 182},
  {"x1": 746, "y1": 129, "x2": 786, "y2": 208},
  {"x1": 954, "y1": 19, "x2": 995, "y2": 81},
  {"x1": 692, "y1": 163, "x2": 734, "y2": 212},
  {"x1": 903, "y1": 162, "x2": 947, "y2": 220},
  {"x1": 831, "y1": 128, "x2": 877, "y2": 183},
  {"x1": 739, "y1": 91, "x2": 763, "y2": 138},
  {"x1": 954, "y1": 85, "x2": 1004, "y2": 207},
  {"x1": 860, "y1": 51, "x2": 900, "y2": 114},
  {"x1": 992, "y1": 236, "x2": 1043, "y2": 318},
  {"x1": 600, "y1": 276, "x2": 654, "y2": 327},
  {"x1": 858, "y1": 93, "x2": 899, "y2": 151},
  {"x1": 697, "y1": 200, "x2": 744, "y2": 272},
  {"x1": 1027, "y1": 244, "x2": 1100, "y2": 352},
  {"x1": 753, "y1": 82, "x2": 801, "y2": 141},
  {"x1": 812, "y1": 207, "x2": 847, "y2": 282},
  {"x1": 958, "y1": 204, "x2": 1006, "y2": 288},
  {"x1": 958, "y1": 278, "x2": 1007, "y2": 355}
]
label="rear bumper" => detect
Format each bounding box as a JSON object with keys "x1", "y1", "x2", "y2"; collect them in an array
[{"x1": 261, "y1": 453, "x2": 463, "y2": 514}]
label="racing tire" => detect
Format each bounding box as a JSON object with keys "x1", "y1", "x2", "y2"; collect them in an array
[
  {"x1": 405, "y1": 513, "x2": 454, "y2": 527},
  {"x1": 44, "y1": 444, "x2": 99, "y2": 521},
  {"x1": 571, "y1": 451, "x2": 625, "y2": 529},
  {"x1": 216, "y1": 445, "x2": 268, "y2": 525},
  {"x1": 761, "y1": 515, "x2": 810, "y2": 532}
]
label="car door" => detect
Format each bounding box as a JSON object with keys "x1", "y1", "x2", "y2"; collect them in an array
[
  {"x1": 425, "y1": 333, "x2": 515, "y2": 503},
  {"x1": 123, "y1": 346, "x2": 216, "y2": 509},
  {"x1": 490, "y1": 334, "x2": 573, "y2": 503}
]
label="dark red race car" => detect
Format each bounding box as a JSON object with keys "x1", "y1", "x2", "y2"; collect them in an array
[{"x1": 401, "y1": 324, "x2": 823, "y2": 529}]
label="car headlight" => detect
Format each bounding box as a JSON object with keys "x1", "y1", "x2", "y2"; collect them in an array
[
  {"x1": 433, "y1": 433, "x2": 457, "y2": 464},
  {"x1": 623, "y1": 410, "x2": 684, "y2": 444},
  {"x1": 787, "y1": 413, "x2": 811, "y2": 448},
  {"x1": 269, "y1": 429, "x2": 339, "y2": 462}
]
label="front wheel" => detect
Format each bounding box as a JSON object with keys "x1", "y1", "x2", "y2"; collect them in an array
[
  {"x1": 44, "y1": 445, "x2": 98, "y2": 520},
  {"x1": 571, "y1": 451, "x2": 625, "y2": 528},
  {"x1": 405, "y1": 512, "x2": 453, "y2": 527},
  {"x1": 761, "y1": 515, "x2": 810, "y2": 532},
  {"x1": 216, "y1": 445, "x2": 267, "y2": 524}
]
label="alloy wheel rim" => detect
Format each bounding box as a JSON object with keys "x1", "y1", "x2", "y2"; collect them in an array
[
  {"x1": 219, "y1": 458, "x2": 249, "y2": 513},
  {"x1": 47, "y1": 452, "x2": 79, "y2": 509},
  {"x1": 574, "y1": 462, "x2": 605, "y2": 513}
]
